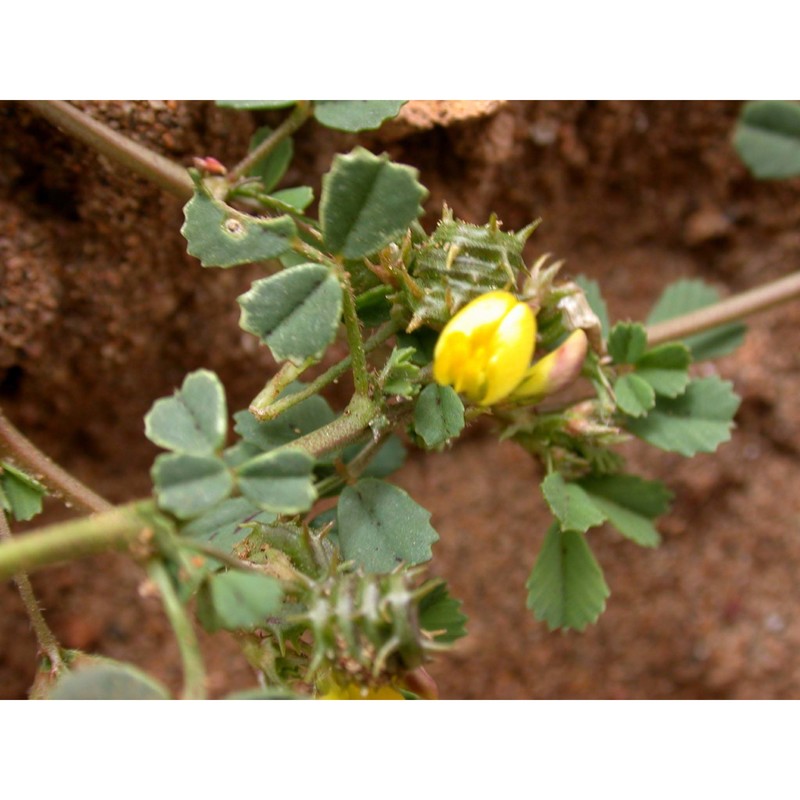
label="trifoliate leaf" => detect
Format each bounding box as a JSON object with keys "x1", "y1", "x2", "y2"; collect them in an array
[
  {"x1": 646, "y1": 279, "x2": 746, "y2": 361},
  {"x1": 320, "y1": 147, "x2": 427, "y2": 259},
  {"x1": 575, "y1": 275, "x2": 610, "y2": 339},
  {"x1": 380, "y1": 347, "x2": 421, "y2": 398},
  {"x1": 526, "y1": 524, "x2": 609, "y2": 632},
  {"x1": 313, "y1": 101, "x2": 406, "y2": 132},
  {"x1": 614, "y1": 373, "x2": 656, "y2": 417},
  {"x1": 181, "y1": 178, "x2": 296, "y2": 268},
  {"x1": 608, "y1": 322, "x2": 648, "y2": 364},
  {"x1": 247, "y1": 125, "x2": 293, "y2": 191},
  {"x1": 237, "y1": 263, "x2": 343, "y2": 364},
  {"x1": 152, "y1": 453, "x2": 233, "y2": 519},
  {"x1": 216, "y1": 101, "x2": 296, "y2": 110},
  {"x1": 145, "y1": 370, "x2": 227, "y2": 457},
  {"x1": 337, "y1": 479, "x2": 439, "y2": 573},
  {"x1": 413, "y1": 384, "x2": 465, "y2": 448},
  {"x1": 624, "y1": 377, "x2": 740, "y2": 456},
  {"x1": 196, "y1": 570, "x2": 283, "y2": 632},
  {"x1": 271, "y1": 186, "x2": 314, "y2": 212},
  {"x1": 541, "y1": 472, "x2": 606, "y2": 534},
  {"x1": 48, "y1": 660, "x2": 170, "y2": 700},
  {"x1": 576, "y1": 474, "x2": 672, "y2": 548},
  {"x1": 634, "y1": 343, "x2": 691, "y2": 398},
  {"x1": 734, "y1": 100, "x2": 800, "y2": 180},
  {"x1": 180, "y1": 496, "x2": 276, "y2": 551},
  {"x1": 0, "y1": 462, "x2": 46, "y2": 522},
  {"x1": 236, "y1": 448, "x2": 316, "y2": 514},
  {"x1": 418, "y1": 582, "x2": 468, "y2": 644},
  {"x1": 233, "y1": 391, "x2": 336, "y2": 453},
  {"x1": 341, "y1": 435, "x2": 407, "y2": 480}
]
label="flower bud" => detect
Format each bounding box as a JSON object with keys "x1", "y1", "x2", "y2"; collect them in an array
[
  {"x1": 433, "y1": 291, "x2": 536, "y2": 406},
  {"x1": 509, "y1": 329, "x2": 588, "y2": 403},
  {"x1": 318, "y1": 683, "x2": 405, "y2": 700}
]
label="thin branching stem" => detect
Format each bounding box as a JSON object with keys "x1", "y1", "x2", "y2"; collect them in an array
[
  {"x1": 227, "y1": 101, "x2": 313, "y2": 182},
  {"x1": 24, "y1": 101, "x2": 193, "y2": 200},
  {"x1": 0, "y1": 408, "x2": 113, "y2": 515},
  {"x1": 0, "y1": 510, "x2": 63, "y2": 671},
  {"x1": 147, "y1": 559, "x2": 206, "y2": 700}
]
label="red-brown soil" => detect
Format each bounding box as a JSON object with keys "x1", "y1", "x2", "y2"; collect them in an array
[{"x1": 2, "y1": 100, "x2": 800, "y2": 699}]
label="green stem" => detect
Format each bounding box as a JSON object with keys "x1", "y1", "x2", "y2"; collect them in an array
[
  {"x1": 147, "y1": 559, "x2": 207, "y2": 700},
  {"x1": 250, "y1": 321, "x2": 398, "y2": 420},
  {"x1": 227, "y1": 101, "x2": 313, "y2": 183},
  {"x1": 646, "y1": 270, "x2": 800, "y2": 347},
  {"x1": 0, "y1": 501, "x2": 154, "y2": 583},
  {"x1": 290, "y1": 393, "x2": 378, "y2": 457},
  {"x1": 24, "y1": 101, "x2": 193, "y2": 201},
  {"x1": 336, "y1": 265, "x2": 371, "y2": 396},
  {"x1": 0, "y1": 408, "x2": 113, "y2": 515},
  {"x1": 0, "y1": 510, "x2": 64, "y2": 670}
]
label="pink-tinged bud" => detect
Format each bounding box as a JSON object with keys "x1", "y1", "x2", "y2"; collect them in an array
[{"x1": 509, "y1": 329, "x2": 588, "y2": 403}]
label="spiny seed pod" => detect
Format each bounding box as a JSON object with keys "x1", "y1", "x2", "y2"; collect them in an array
[
  {"x1": 401, "y1": 208, "x2": 538, "y2": 331},
  {"x1": 297, "y1": 568, "x2": 447, "y2": 686}
]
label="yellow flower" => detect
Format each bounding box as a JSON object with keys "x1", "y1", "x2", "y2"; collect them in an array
[
  {"x1": 318, "y1": 683, "x2": 405, "y2": 700},
  {"x1": 433, "y1": 291, "x2": 536, "y2": 406},
  {"x1": 433, "y1": 291, "x2": 588, "y2": 406}
]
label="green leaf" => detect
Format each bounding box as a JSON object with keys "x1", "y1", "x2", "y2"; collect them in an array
[
  {"x1": 48, "y1": 661, "x2": 170, "y2": 700},
  {"x1": 216, "y1": 100, "x2": 296, "y2": 110},
  {"x1": 608, "y1": 322, "x2": 648, "y2": 364},
  {"x1": 380, "y1": 347, "x2": 421, "y2": 398},
  {"x1": 314, "y1": 101, "x2": 406, "y2": 132},
  {"x1": 541, "y1": 472, "x2": 606, "y2": 534},
  {"x1": 152, "y1": 453, "x2": 233, "y2": 519},
  {"x1": 180, "y1": 497, "x2": 275, "y2": 551},
  {"x1": 320, "y1": 147, "x2": 427, "y2": 259},
  {"x1": 271, "y1": 186, "x2": 314, "y2": 212},
  {"x1": 413, "y1": 384, "x2": 465, "y2": 448},
  {"x1": 196, "y1": 570, "x2": 283, "y2": 632},
  {"x1": 0, "y1": 462, "x2": 46, "y2": 522},
  {"x1": 145, "y1": 370, "x2": 227, "y2": 456},
  {"x1": 247, "y1": 126, "x2": 293, "y2": 191},
  {"x1": 646, "y1": 279, "x2": 746, "y2": 361},
  {"x1": 236, "y1": 448, "x2": 316, "y2": 514},
  {"x1": 226, "y1": 687, "x2": 302, "y2": 700},
  {"x1": 614, "y1": 373, "x2": 655, "y2": 417},
  {"x1": 337, "y1": 479, "x2": 439, "y2": 573},
  {"x1": 418, "y1": 583, "x2": 468, "y2": 644},
  {"x1": 576, "y1": 474, "x2": 672, "y2": 548},
  {"x1": 734, "y1": 100, "x2": 800, "y2": 179},
  {"x1": 234, "y1": 392, "x2": 336, "y2": 453},
  {"x1": 359, "y1": 435, "x2": 406, "y2": 479},
  {"x1": 526, "y1": 524, "x2": 610, "y2": 632},
  {"x1": 181, "y1": 179, "x2": 296, "y2": 268},
  {"x1": 237, "y1": 263, "x2": 343, "y2": 364},
  {"x1": 624, "y1": 377, "x2": 740, "y2": 457},
  {"x1": 575, "y1": 275, "x2": 610, "y2": 339},
  {"x1": 634, "y1": 343, "x2": 691, "y2": 398}
]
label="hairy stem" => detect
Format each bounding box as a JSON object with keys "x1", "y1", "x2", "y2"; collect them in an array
[
  {"x1": 0, "y1": 501, "x2": 154, "y2": 583},
  {"x1": 227, "y1": 101, "x2": 313, "y2": 182},
  {"x1": 0, "y1": 511, "x2": 63, "y2": 670},
  {"x1": 147, "y1": 559, "x2": 207, "y2": 700},
  {"x1": 646, "y1": 270, "x2": 800, "y2": 347},
  {"x1": 337, "y1": 266, "x2": 371, "y2": 396},
  {"x1": 250, "y1": 321, "x2": 398, "y2": 420},
  {"x1": 0, "y1": 408, "x2": 113, "y2": 515},
  {"x1": 25, "y1": 101, "x2": 193, "y2": 200}
]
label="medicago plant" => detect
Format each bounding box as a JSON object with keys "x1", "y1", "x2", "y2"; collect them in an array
[{"x1": 1, "y1": 100, "x2": 797, "y2": 699}]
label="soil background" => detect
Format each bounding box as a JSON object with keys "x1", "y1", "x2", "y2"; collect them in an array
[{"x1": 2, "y1": 100, "x2": 800, "y2": 699}]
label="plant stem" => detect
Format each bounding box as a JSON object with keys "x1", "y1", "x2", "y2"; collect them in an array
[
  {"x1": 227, "y1": 101, "x2": 313, "y2": 182},
  {"x1": 290, "y1": 393, "x2": 378, "y2": 457},
  {"x1": 24, "y1": 101, "x2": 194, "y2": 201},
  {"x1": 0, "y1": 510, "x2": 63, "y2": 670},
  {"x1": 336, "y1": 265, "x2": 371, "y2": 396},
  {"x1": 147, "y1": 559, "x2": 207, "y2": 700},
  {"x1": 646, "y1": 270, "x2": 800, "y2": 347},
  {"x1": 0, "y1": 501, "x2": 154, "y2": 583},
  {"x1": 0, "y1": 408, "x2": 113, "y2": 515},
  {"x1": 250, "y1": 320, "x2": 398, "y2": 420}
]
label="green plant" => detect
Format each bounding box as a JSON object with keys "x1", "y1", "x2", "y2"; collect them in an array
[{"x1": 2, "y1": 100, "x2": 799, "y2": 699}]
